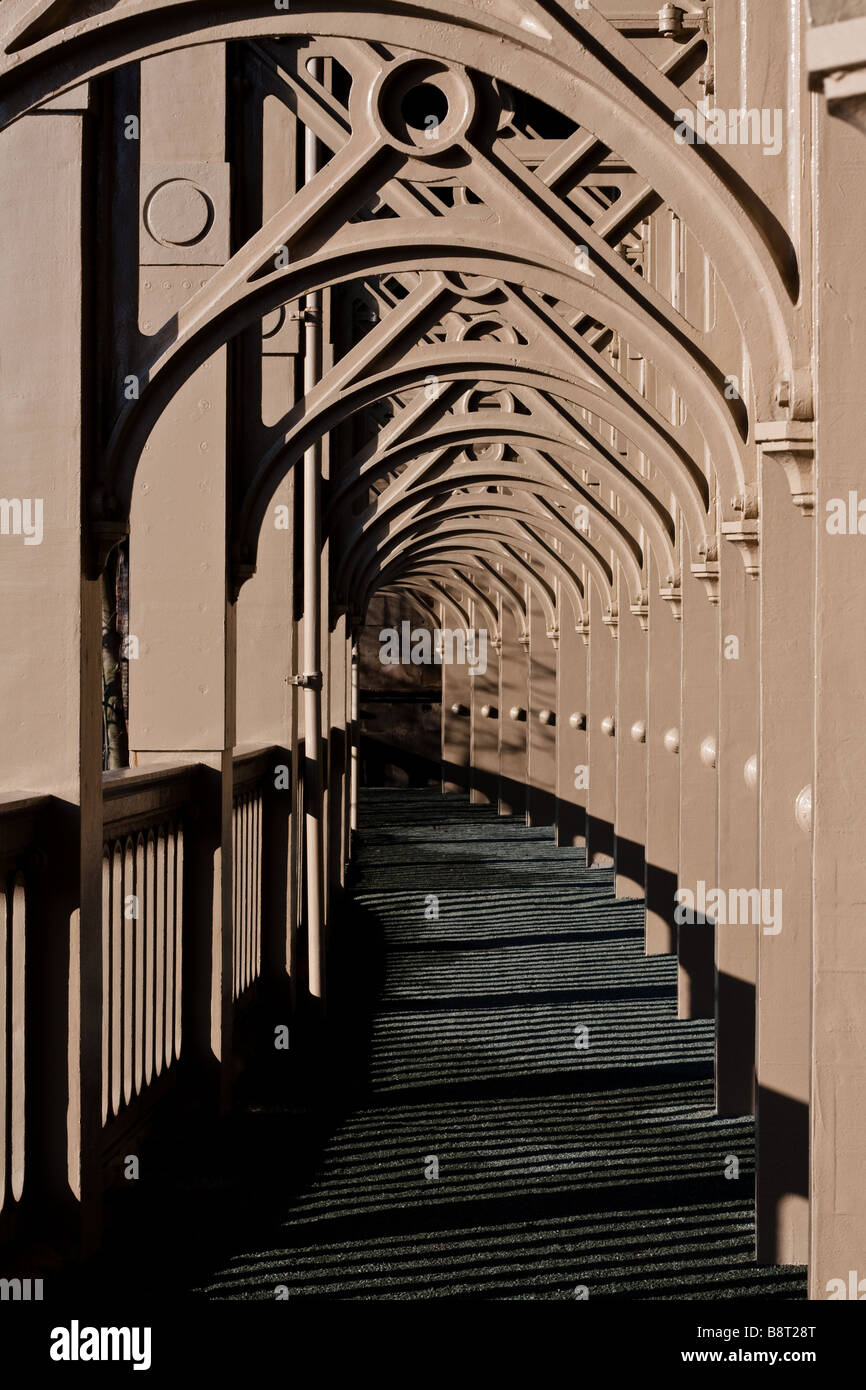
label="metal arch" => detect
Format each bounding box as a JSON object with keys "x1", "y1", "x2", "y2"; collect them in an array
[
  {"x1": 471, "y1": 558, "x2": 532, "y2": 641},
  {"x1": 340, "y1": 492, "x2": 618, "y2": 588},
  {"x1": 368, "y1": 540, "x2": 564, "y2": 638},
  {"x1": 104, "y1": 232, "x2": 747, "y2": 558},
  {"x1": 390, "y1": 572, "x2": 500, "y2": 644},
  {"x1": 343, "y1": 457, "x2": 646, "y2": 583},
  {"x1": 0, "y1": 1, "x2": 803, "y2": 419},
  {"x1": 400, "y1": 569, "x2": 527, "y2": 645},
  {"x1": 325, "y1": 416, "x2": 679, "y2": 586},
  {"x1": 386, "y1": 580, "x2": 472, "y2": 635},
  {"x1": 336, "y1": 480, "x2": 646, "y2": 616},
  {"x1": 401, "y1": 561, "x2": 531, "y2": 644},
  {"x1": 381, "y1": 554, "x2": 556, "y2": 638},
  {"x1": 351, "y1": 518, "x2": 605, "y2": 636},
  {"x1": 463, "y1": 569, "x2": 529, "y2": 646},
  {"x1": 443, "y1": 572, "x2": 500, "y2": 643},
  {"x1": 319, "y1": 409, "x2": 695, "y2": 577},
  {"x1": 79, "y1": 23, "x2": 795, "y2": 536},
  {"x1": 338, "y1": 496, "x2": 619, "y2": 603},
  {"x1": 241, "y1": 343, "x2": 711, "y2": 561},
  {"x1": 378, "y1": 582, "x2": 474, "y2": 641}
]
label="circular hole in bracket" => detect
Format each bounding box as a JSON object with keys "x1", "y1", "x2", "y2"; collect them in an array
[
  {"x1": 370, "y1": 58, "x2": 474, "y2": 159},
  {"x1": 401, "y1": 83, "x2": 448, "y2": 133}
]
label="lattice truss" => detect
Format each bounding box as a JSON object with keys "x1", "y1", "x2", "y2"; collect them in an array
[{"x1": 0, "y1": 1, "x2": 808, "y2": 640}]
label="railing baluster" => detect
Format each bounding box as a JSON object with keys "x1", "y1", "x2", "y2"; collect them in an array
[
  {"x1": 134, "y1": 834, "x2": 145, "y2": 1097},
  {"x1": 0, "y1": 871, "x2": 7, "y2": 1215},
  {"x1": 101, "y1": 852, "x2": 110, "y2": 1126},
  {"x1": 111, "y1": 843, "x2": 123, "y2": 1119},
  {"x1": 122, "y1": 838, "x2": 134, "y2": 1109},
  {"x1": 10, "y1": 874, "x2": 25, "y2": 1204},
  {"x1": 157, "y1": 825, "x2": 168, "y2": 1075},
  {"x1": 173, "y1": 825, "x2": 183, "y2": 1064}
]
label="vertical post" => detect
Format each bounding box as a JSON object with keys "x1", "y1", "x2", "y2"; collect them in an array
[
  {"x1": 441, "y1": 601, "x2": 471, "y2": 792},
  {"x1": 350, "y1": 642, "x2": 359, "y2": 833},
  {"x1": 677, "y1": 556, "x2": 718, "y2": 1019},
  {"x1": 0, "y1": 99, "x2": 101, "y2": 1244},
  {"x1": 810, "y1": 89, "x2": 866, "y2": 1297},
  {"x1": 586, "y1": 578, "x2": 616, "y2": 866},
  {"x1": 615, "y1": 598, "x2": 647, "y2": 898},
  {"x1": 469, "y1": 602, "x2": 500, "y2": 806},
  {"x1": 327, "y1": 615, "x2": 348, "y2": 899},
  {"x1": 129, "y1": 46, "x2": 235, "y2": 1104},
  {"x1": 526, "y1": 590, "x2": 557, "y2": 826},
  {"x1": 555, "y1": 593, "x2": 587, "y2": 847},
  {"x1": 498, "y1": 598, "x2": 529, "y2": 817},
  {"x1": 302, "y1": 68, "x2": 325, "y2": 1006},
  {"x1": 716, "y1": 535, "x2": 759, "y2": 1116},
  {"x1": 645, "y1": 559, "x2": 681, "y2": 954},
  {"x1": 235, "y1": 41, "x2": 299, "y2": 1000},
  {"x1": 755, "y1": 454, "x2": 813, "y2": 1266}
]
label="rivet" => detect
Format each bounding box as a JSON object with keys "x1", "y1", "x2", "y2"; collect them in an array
[{"x1": 700, "y1": 735, "x2": 717, "y2": 769}]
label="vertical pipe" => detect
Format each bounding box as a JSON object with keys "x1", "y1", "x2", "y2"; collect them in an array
[
  {"x1": 303, "y1": 61, "x2": 325, "y2": 1003},
  {"x1": 350, "y1": 641, "x2": 359, "y2": 833}
]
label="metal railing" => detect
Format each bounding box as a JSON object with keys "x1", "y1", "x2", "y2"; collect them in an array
[
  {"x1": 0, "y1": 793, "x2": 46, "y2": 1226},
  {"x1": 101, "y1": 764, "x2": 195, "y2": 1130},
  {"x1": 232, "y1": 749, "x2": 271, "y2": 1002},
  {"x1": 0, "y1": 745, "x2": 302, "y2": 1239}
]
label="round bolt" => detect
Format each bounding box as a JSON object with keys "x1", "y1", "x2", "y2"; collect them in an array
[
  {"x1": 481, "y1": 704, "x2": 498, "y2": 719},
  {"x1": 700, "y1": 735, "x2": 717, "y2": 769},
  {"x1": 664, "y1": 727, "x2": 680, "y2": 755},
  {"x1": 569, "y1": 711, "x2": 587, "y2": 730},
  {"x1": 601, "y1": 715, "x2": 616, "y2": 738},
  {"x1": 744, "y1": 754, "x2": 758, "y2": 792},
  {"x1": 538, "y1": 709, "x2": 556, "y2": 726},
  {"x1": 509, "y1": 705, "x2": 527, "y2": 722},
  {"x1": 795, "y1": 784, "x2": 812, "y2": 835},
  {"x1": 630, "y1": 720, "x2": 647, "y2": 744}
]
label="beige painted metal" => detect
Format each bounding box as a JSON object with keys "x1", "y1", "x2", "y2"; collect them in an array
[
  {"x1": 526, "y1": 590, "x2": 557, "y2": 827},
  {"x1": 644, "y1": 555, "x2": 681, "y2": 957},
  {"x1": 755, "y1": 458, "x2": 814, "y2": 1266},
  {"x1": 715, "y1": 532, "x2": 759, "y2": 1117},
  {"x1": 128, "y1": 48, "x2": 236, "y2": 1109},
  {"x1": 676, "y1": 554, "x2": 719, "y2": 1020},
  {"x1": 586, "y1": 579, "x2": 617, "y2": 868},
  {"x1": 0, "y1": 100, "x2": 103, "y2": 1242},
  {"x1": 498, "y1": 597, "x2": 529, "y2": 819},
  {"x1": 810, "y1": 72, "x2": 866, "y2": 1298},
  {"x1": 0, "y1": 0, "x2": 861, "y2": 1300},
  {"x1": 555, "y1": 590, "x2": 587, "y2": 849},
  {"x1": 615, "y1": 598, "x2": 648, "y2": 899}
]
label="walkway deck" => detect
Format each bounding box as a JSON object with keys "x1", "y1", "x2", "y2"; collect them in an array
[{"x1": 178, "y1": 789, "x2": 805, "y2": 1300}]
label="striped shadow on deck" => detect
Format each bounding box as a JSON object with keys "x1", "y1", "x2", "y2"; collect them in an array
[{"x1": 195, "y1": 788, "x2": 807, "y2": 1301}]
